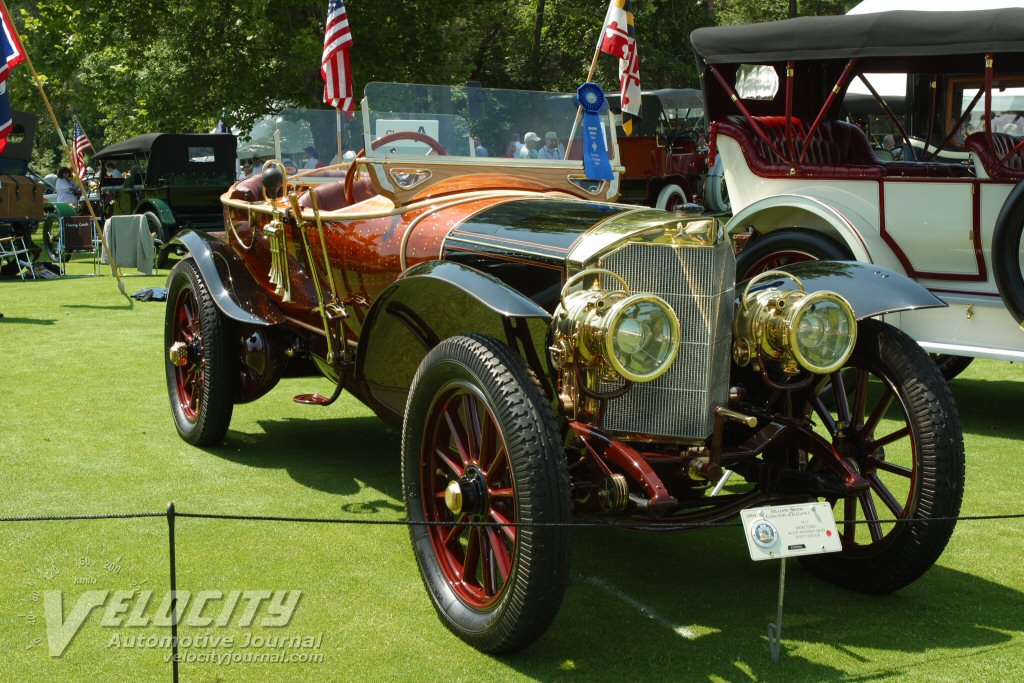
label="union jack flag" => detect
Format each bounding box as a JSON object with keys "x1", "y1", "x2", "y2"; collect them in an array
[
  {"x1": 600, "y1": 0, "x2": 641, "y2": 136},
  {"x1": 72, "y1": 120, "x2": 93, "y2": 177},
  {"x1": 321, "y1": 0, "x2": 354, "y2": 113},
  {"x1": 0, "y1": 1, "x2": 25, "y2": 154}
]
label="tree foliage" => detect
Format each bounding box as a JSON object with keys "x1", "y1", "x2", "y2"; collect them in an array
[{"x1": 6, "y1": 0, "x2": 852, "y2": 170}]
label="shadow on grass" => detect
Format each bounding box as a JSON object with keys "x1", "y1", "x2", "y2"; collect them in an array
[
  {"x1": 508, "y1": 527, "x2": 1024, "y2": 681},
  {"x1": 0, "y1": 316, "x2": 56, "y2": 325},
  {"x1": 207, "y1": 416, "x2": 403, "y2": 512},
  {"x1": 61, "y1": 303, "x2": 136, "y2": 311},
  {"x1": 949, "y1": 377, "x2": 1024, "y2": 440}
]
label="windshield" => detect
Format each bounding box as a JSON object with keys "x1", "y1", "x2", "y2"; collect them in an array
[
  {"x1": 361, "y1": 82, "x2": 617, "y2": 164},
  {"x1": 239, "y1": 108, "x2": 365, "y2": 169}
]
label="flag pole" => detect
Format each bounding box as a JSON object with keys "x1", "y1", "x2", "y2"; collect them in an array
[
  {"x1": 336, "y1": 107, "x2": 343, "y2": 165},
  {"x1": 563, "y1": 28, "x2": 605, "y2": 160},
  {"x1": 1, "y1": 0, "x2": 127, "y2": 296}
]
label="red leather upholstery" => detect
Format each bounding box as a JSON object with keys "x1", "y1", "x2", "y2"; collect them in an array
[
  {"x1": 964, "y1": 132, "x2": 1024, "y2": 180},
  {"x1": 715, "y1": 115, "x2": 972, "y2": 179},
  {"x1": 296, "y1": 175, "x2": 376, "y2": 211},
  {"x1": 229, "y1": 173, "x2": 264, "y2": 202}
]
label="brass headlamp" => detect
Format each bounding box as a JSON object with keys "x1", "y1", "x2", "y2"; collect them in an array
[
  {"x1": 553, "y1": 269, "x2": 680, "y2": 383},
  {"x1": 733, "y1": 271, "x2": 857, "y2": 375}
]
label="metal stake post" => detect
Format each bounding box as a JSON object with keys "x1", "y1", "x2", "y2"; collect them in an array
[
  {"x1": 167, "y1": 502, "x2": 179, "y2": 683},
  {"x1": 767, "y1": 557, "x2": 787, "y2": 662}
]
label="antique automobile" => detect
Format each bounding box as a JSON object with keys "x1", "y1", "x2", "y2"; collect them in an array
[
  {"x1": 692, "y1": 8, "x2": 1024, "y2": 380},
  {"x1": 606, "y1": 88, "x2": 729, "y2": 213},
  {"x1": 43, "y1": 132, "x2": 237, "y2": 258},
  {"x1": 163, "y1": 82, "x2": 964, "y2": 652},
  {"x1": 0, "y1": 111, "x2": 46, "y2": 271}
]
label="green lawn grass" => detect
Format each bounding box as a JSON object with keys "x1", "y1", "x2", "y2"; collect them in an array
[{"x1": 1, "y1": 262, "x2": 1023, "y2": 682}]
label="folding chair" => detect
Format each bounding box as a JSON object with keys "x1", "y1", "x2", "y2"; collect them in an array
[
  {"x1": 56, "y1": 216, "x2": 100, "y2": 276},
  {"x1": 0, "y1": 234, "x2": 36, "y2": 280}
]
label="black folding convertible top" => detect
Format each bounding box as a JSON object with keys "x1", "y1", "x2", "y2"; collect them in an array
[{"x1": 690, "y1": 9, "x2": 1024, "y2": 65}]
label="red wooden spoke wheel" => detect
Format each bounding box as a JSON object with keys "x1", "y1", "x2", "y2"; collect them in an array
[
  {"x1": 735, "y1": 228, "x2": 853, "y2": 281},
  {"x1": 422, "y1": 382, "x2": 515, "y2": 608},
  {"x1": 164, "y1": 259, "x2": 235, "y2": 446},
  {"x1": 402, "y1": 335, "x2": 571, "y2": 653},
  {"x1": 796, "y1": 320, "x2": 965, "y2": 593}
]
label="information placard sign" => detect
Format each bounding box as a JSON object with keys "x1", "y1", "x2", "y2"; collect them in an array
[{"x1": 740, "y1": 502, "x2": 843, "y2": 561}]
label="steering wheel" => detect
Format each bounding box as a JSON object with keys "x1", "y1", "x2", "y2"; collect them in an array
[{"x1": 342, "y1": 131, "x2": 447, "y2": 206}]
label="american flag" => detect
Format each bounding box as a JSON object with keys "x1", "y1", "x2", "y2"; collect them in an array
[
  {"x1": 72, "y1": 120, "x2": 93, "y2": 177},
  {"x1": 600, "y1": 0, "x2": 641, "y2": 136},
  {"x1": 0, "y1": 1, "x2": 25, "y2": 154},
  {"x1": 321, "y1": 0, "x2": 354, "y2": 113}
]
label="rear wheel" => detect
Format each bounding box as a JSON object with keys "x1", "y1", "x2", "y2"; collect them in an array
[
  {"x1": 797, "y1": 320, "x2": 965, "y2": 593},
  {"x1": 165, "y1": 258, "x2": 236, "y2": 445},
  {"x1": 656, "y1": 183, "x2": 687, "y2": 211},
  {"x1": 402, "y1": 334, "x2": 571, "y2": 653},
  {"x1": 736, "y1": 228, "x2": 852, "y2": 281}
]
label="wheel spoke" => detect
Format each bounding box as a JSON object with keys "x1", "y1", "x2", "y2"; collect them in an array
[
  {"x1": 489, "y1": 508, "x2": 516, "y2": 544},
  {"x1": 831, "y1": 370, "x2": 852, "y2": 426},
  {"x1": 480, "y1": 535, "x2": 495, "y2": 594},
  {"x1": 863, "y1": 386, "x2": 895, "y2": 436},
  {"x1": 859, "y1": 492, "x2": 885, "y2": 543},
  {"x1": 871, "y1": 458, "x2": 912, "y2": 478},
  {"x1": 851, "y1": 369, "x2": 869, "y2": 426},
  {"x1": 871, "y1": 425, "x2": 911, "y2": 450},
  {"x1": 485, "y1": 446, "x2": 508, "y2": 484},
  {"x1": 809, "y1": 393, "x2": 838, "y2": 435},
  {"x1": 443, "y1": 406, "x2": 471, "y2": 467},
  {"x1": 485, "y1": 527, "x2": 512, "y2": 580},
  {"x1": 434, "y1": 447, "x2": 464, "y2": 478},
  {"x1": 478, "y1": 417, "x2": 497, "y2": 469},
  {"x1": 443, "y1": 513, "x2": 468, "y2": 546},
  {"x1": 462, "y1": 528, "x2": 480, "y2": 581},
  {"x1": 488, "y1": 486, "x2": 514, "y2": 498},
  {"x1": 842, "y1": 496, "x2": 856, "y2": 544},
  {"x1": 462, "y1": 395, "x2": 482, "y2": 463},
  {"x1": 868, "y1": 473, "x2": 905, "y2": 518}
]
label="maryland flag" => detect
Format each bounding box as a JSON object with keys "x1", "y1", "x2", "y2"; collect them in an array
[{"x1": 600, "y1": 0, "x2": 640, "y2": 135}]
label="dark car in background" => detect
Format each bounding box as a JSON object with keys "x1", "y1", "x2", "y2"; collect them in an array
[
  {"x1": 0, "y1": 111, "x2": 46, "y2": 270},
  {"x1": 44, "y1": 132, "x2": 236, "y2": 249}
]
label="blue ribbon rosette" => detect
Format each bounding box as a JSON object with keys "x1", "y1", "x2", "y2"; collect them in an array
[{"x1": 576, "y1": 82, "x2": 614, "y2": 181}]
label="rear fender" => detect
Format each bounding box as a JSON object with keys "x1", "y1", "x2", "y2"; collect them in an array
[
  {"x1": 726, "y1": 194, "x2": 894, "y2": 268},
  {"x1": 742, "y1": 260, "x2": 946, "y2": 319},
  {"x1": 167, "y1": 230, "x2": 284, "y2": 327},
  {"x1": 357, "y1": 261, "x2": 553, "y2": 418},
  {"x1": 138, "y1": 198, "x2": 176, "y2": 227}
]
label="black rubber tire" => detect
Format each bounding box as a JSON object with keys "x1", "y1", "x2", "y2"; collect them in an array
[
  {"x1": 931, "y1": 354, "x2": 974, "y2": 382},
  {"x1": 41, "y1": 213, "x2": 67, "y2": 263},
  {"x1": 735, "y1": 228, "x2": 853, "y2": 281},
  {"x1": 703, "y1": 154, "x2": 730, "y2": 213},
  {"x1": 798, "y1": 320, "x2": 965, "y2": 594},
  {"x1": 991, "y1": 179, "x2": 1024, "y2": 325},
  {"x1": 402, "y1": 334, "x2": 572, "y2": 653},
  {"x1": 165, "y1": 258, "x2": 236, "y2": 446}
]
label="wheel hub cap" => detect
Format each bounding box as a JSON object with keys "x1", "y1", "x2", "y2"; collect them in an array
[
  {"x1": 444, "y1": 481, "x2": 463, "y2": 514},
  {"x1": 168, "y1": 341, "x2": 191, "y2": 367}
]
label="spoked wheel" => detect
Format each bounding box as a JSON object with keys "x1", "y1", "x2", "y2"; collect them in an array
[
  {"x1": 796, "y1": 319, "x2": 965, "y2": 593},
  {"x1": 165, "y1": 258, "x2": 236, "y2": 446},
  {"x1": 735, "y1": 228, "x2": 852, "y2": 281},
  {"x1": 41, "y1": 213, "x2": 66, "y2": 263},
  {"x1": 402, "y1": 334, "x2": 571, "y2": 653}
]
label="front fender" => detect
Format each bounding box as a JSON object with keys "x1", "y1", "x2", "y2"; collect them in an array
[
  {"x1": 357, "y1": 261, "x2": 553, "y2": 418},
  {"x1": 138, "y1": 198, "x2": 176, "y2": 227},
  {"x1": 742, "y1": 260, "x2": 945, "y2": 319},
  {"x1": 726, "y1": 193, "x2": 895, "y2": 268},
  {"x1": 44, "y1": 201, "x2": 78, "y2": 218},
  {"x1": 167, "y1": 230, "x2": 284, "y2": 326}
]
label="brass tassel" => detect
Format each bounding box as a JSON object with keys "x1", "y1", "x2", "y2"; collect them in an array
[{"x1": 265, "y1": 220, "x2": 291, "y2": 302}]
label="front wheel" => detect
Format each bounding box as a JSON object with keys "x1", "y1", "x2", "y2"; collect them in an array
[
  {"x1": 735, "y1": 228, "x2": 853, "y2": 281},
  {"x1": 165, "y1": 258, "x2": 236, "y2": 445},
  {"x1": 402, "y1": 334, "x2": 572, "y2": 653},
  {"x1": 797, "y1": 320, "x2": 965, "y2": 593}
]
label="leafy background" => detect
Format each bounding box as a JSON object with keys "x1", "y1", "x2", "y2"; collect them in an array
[{"x1": 8, "y1": 0, "x2": 856, "y2": 172}]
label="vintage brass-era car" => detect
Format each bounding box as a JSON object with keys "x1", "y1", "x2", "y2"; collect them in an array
[
  {"x1": 43, "y1": 132, "x2": 237, "y2": 257},
  {"x1": 692, "y1": 8, "x2": 1024, "y2": 379},
  {"x1": 164, "y1": 83, "x2": 964, "y2": 652}
]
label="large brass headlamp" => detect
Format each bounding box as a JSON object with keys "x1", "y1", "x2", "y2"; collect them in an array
[
  {"x1": 734, "y1": 271, "x2": 857, "y2": 375},
  {"x1": 554, "y1": 269, "x2": 680, "y2": 383}
]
